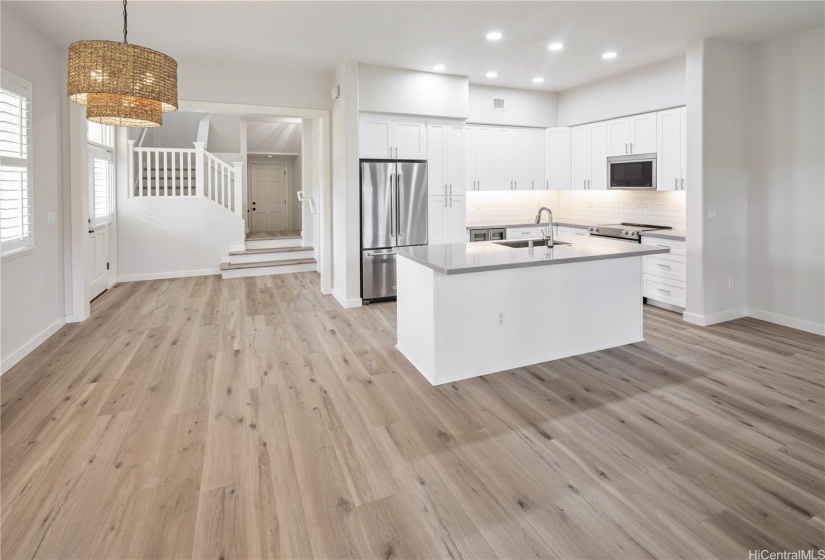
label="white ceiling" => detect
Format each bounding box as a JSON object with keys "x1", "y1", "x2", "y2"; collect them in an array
[{"x1": 8, "y1": 1, "x2": 824, "y2": 91}]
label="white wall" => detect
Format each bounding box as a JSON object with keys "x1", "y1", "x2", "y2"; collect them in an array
[
  {"x1": 747, "y1": 26, "x2": 825, "y2": 334},
  {"x1": 117, "y1": 196, "x2": 244, "y2": 281},
  {"x1": 359, "y1": 64, "x2": 469, "y2": 119},
  {"x1": 684, "y1": 38, "x2": 749, "y2": 326},
  {"x1": 468, "y1": 85, "x2": 558, "y2": 128},
  {"x1": 1, "y1": 5, "x2": 66, "y2": 373},
  {"x1": 179, "y1": 60, "x2": 333, "y2": 111},
  {"x1": 331, "y1": 61, "x2": 362, "y2": 308},
  {"x1": 144, "y1": 111, "x2": 204, "y2": 149},
  {"x1": 558, "y1": 57, "x2": 686, "y2": 126},
  {"x1": 247, "y1": 121, "x2": 302, "y2": 153}
]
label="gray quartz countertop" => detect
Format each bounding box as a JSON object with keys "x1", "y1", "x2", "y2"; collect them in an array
[
  {"x1": 466, "y1": 218, "x2": 600, "y2": 230},
  {"x1": 640, "y1": 229, "x2": 686, "y2": 241},
  {"x1": 397, "y1": 235, "x2": 670, "y2": 275}
]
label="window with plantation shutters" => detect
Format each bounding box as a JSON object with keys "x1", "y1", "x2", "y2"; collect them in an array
[
  {"x1": 0, "y1": 70, "x2": 33, "y2": 256},
  {"x1": 89, "y1": 146, "x2": 113, "y2": 227}
]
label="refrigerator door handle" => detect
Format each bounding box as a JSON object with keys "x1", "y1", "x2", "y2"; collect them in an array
[
  {"x1": 389, "y1": 173, "x2": 396, "y2": 242},
  {"x1": 396, "y1": 172, "x2": 403, "y2": 239}
]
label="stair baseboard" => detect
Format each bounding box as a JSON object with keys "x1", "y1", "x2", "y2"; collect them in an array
[{"x1": 220, "y1": 258, "x2": 317, "y2": 279}]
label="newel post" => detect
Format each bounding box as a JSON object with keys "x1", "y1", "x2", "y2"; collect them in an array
[
  {"x1": 232, "y1": 162, "x2": 244, "y2": 216},
  {"x1": 126, "y1": 139, "x2": 135, "y2": 198},
  {"x1": 194, "y1": 142, "x2": 206, "y2": 197}
]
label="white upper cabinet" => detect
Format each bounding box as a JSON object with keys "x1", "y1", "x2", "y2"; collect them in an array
[
  {"x1": 606, "y1": 112, "x2": 657, "y2": 156},
  {"x1": 512, "y1": 129, "x2": 532, "y2": 190},
  {"x1": 545, "y1": 127, "x2": 571, "y2": 190},
  {"x1": 572, "y1": 122, "x2": 606, "y2": 190},
  {"x1": 427, "y1": 122, "x2": 464, "y2": 196},
  {"x1": 360, "y1": 116, "x2": 394, "y2": 159},
  {"x1": 528, "y1": 130, "x2": 546, "y2": 190},
  {"x1": 657, "y1": 106, "x2": 687, "y2": 191},
  {"x1": 359, "y1": 114, "x2": 427, "y2": 159},
  {"x1": 589, "y1": 122, "x2": 607, "y2": 189},
  {"x1": 394, "y1": 120, "x2": 427, "y2": 159},
  {"x1": 630, "y1": 112, "x2": 657, "y2": 154},
  {"x1": 493, "y1": 128, "x2": 514, "y2": 190},
  {"x1": 466, "y1": 126, "x2": 495, "y2": 191}
]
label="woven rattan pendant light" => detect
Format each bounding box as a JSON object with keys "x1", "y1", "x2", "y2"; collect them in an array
[{"x1": 67, "y1": 0, "x2": 177, "y2": 127}]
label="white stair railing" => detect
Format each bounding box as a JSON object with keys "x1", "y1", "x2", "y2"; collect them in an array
[{"x1": 128, "y1": 140, "x2": 244, "y2": 218}]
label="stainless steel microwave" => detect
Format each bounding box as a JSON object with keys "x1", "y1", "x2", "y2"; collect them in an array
[{"x1": 607, "y1": 153, "x2": 657, "y2": 190}]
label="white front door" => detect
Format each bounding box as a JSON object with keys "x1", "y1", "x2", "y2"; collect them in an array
[
  {"x1": 249, "y1": 163, "x2": 288, "y2": 232},
  {"x1": 86, "y1": 225, "x2": 109, "y2": 301}
]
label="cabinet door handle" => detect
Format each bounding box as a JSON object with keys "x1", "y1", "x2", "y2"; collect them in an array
[
  {"x1": 630, "y1": 142, "x2": 633, "y2": 154},
  {"x1": 625, "y1": 143, "x2": 628, "y2": 155},
  {"x1": 449, "y1": 196, "x2": 453, "y2": 207},
  {"x1": 675, "y1": 178, "x2": 678, "y2": 190},
  {"x1": 681, "y1": 178, "x2": 685, "y2": 190},
  {"x1": 656, "y1": 244, "x2": 669, "y2": 249},
  {"x1": 531, "y1": 180, "x2": 534, "y2": 190},
  {"x1": 546, "y1": 179, "x2": 549, "y2": 189},
  {"x1": 657, "y1": 288, "x2": 671, "y2": 294},
  {"x1": 656, "y1": 263, "x2": 672, "y2": 269},
  {"x1": 449, "y1": 184, "x2": 452, "y2": 195},
  {"x1": 444, "y1": 184, "x2": 448, "y2": 195},
  {"x1": 444, "y1": 196, "x2": 448, "y2": 207}
]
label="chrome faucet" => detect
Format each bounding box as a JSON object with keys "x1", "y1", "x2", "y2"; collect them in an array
[{"x1": 535, "y1": 207, "x2": 554, "y2": 247}]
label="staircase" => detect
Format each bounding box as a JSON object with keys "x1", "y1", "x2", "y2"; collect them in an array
[{"x1": 220, "y1": 234, "x2": 316, "y2": 279}]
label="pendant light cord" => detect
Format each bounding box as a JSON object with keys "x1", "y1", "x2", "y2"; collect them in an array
[{"x1": 123, "y1": 0, "x2": 128, "y2": 43}]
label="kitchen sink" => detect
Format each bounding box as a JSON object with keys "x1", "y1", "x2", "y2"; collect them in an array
[{"x1": 494, "y1": 239, "x2": 571, "y2": 249}]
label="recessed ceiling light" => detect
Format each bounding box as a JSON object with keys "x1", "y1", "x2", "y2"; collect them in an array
[
  {"x1": 267, "y1": 155, "x2": 273, "y2": 158},
  {"x1": 602, "y1": 51, "x2": 618, "y2": 60},
  {"x1": 485, "y1": 71, "x2": 498, "y2": 78},
  {"x1": 532, "y1": 77, "x2": 545, "y2": 84},
  {"x1": 433, "y1": 64, "x2": 445, "y2": 72},
  {"x1": 548, "y1": 42, "x2": 564, "y2": 51},
  {"x1": 486, "y1": 31, "x2": 503, "y2": 41}
]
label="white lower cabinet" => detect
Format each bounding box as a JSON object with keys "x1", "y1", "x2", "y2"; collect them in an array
[
  {"x1": 556, "y1": 226, "x2": 590, "y2": 236},
  {"x1": 506, "y1": 226, "x2": 544, "y2": 239},
  {"x1": 428, "y1": 196, "x2": 466, "y2": 245},
  {"x1": 641, "y1": 236, "x2": 686, "y2": 308}
]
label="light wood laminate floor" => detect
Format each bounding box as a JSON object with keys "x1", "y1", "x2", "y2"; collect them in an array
[{"x1": 2, "y1": 273, "x2": 823, "y2": 559}]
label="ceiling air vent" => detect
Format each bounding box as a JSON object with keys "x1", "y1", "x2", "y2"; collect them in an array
[{"x1": 492, "y1": 97, "x2": 506, "y2": 111}]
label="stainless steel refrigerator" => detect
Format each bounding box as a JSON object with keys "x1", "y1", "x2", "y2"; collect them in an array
[{"x1": 361, "y1": 161, "x2": 428, "y2": 302}]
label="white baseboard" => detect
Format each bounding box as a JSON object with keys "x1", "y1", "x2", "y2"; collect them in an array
[
  {"x1": 333, "y1": 290, "x2": 362, "y2": 309},
  {"x1": 118, "y1": 269, "x2": 220, "y2": 282},
  {"x1": 747, "y1": 308, "x2": 825, "y2": 336},
  {"x1": 1, "y1": 317, "x2": 66, "y2": 375},
  {"x1": 683, "y1": 307, "x2": 748, "y2": 326}
]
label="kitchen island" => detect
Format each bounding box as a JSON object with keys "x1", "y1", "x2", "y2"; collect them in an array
[{"x1": 395, "y1": 235, "x2": 670, "y2": 385}]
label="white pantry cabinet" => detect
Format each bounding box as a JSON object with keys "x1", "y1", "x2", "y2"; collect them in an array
[
  {"x1": 493, "y1": 128, "x2": 514, "y2": 190},
  {"x1": 427, "y1": 122, "x2": 464, "y2": 196},
  {"x1": 428, "y1": 195, "x2": 466, "y2": 245},
  {"x1": 657, "y1": 107, "x2": 687, "y2": 191},
  {"x1": 606, "y1": 112, "x2": 657, "y2": 156},
  {"x1": 572, "y1": 122, "x2": 607, "y2": 190},
  {"x1": 466, "y1": 126, "x2": 495, "y2": 191},
  {"x1": 545, "y1": 127, "x2": 571, "y2": 190},
  {"x1": 360, "y1": 114, "x2": 427, "y2": 159},
  {"x1": 512, "y1": 129, "x2": 544, "y2": 190}
]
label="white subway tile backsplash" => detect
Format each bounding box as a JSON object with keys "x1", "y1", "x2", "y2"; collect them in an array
[{"x1": 466, "y1": 190, "x2": 686, "y2": 230}]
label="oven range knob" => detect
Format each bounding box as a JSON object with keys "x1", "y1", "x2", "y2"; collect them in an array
[{"x1": 623, "y1": 230, "x2": 629, "y2": 235}]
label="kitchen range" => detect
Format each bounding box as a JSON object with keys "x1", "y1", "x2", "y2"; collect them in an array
[{"x1": 587, "y1": 222, "x2": 672, "y2": 243}]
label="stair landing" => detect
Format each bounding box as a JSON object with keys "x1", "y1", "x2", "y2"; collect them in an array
[
  {"x1": 222, "y1": 231, "x2": 314, "y2": 279},
  {"x1": 246, "y1": 230, "x2": 301, "y2": 241}
]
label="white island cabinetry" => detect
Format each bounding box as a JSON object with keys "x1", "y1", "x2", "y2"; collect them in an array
[{"x1": 396, "y1": 237, "x2": 669, "y2": 385}]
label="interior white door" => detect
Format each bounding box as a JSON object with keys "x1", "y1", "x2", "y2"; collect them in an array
[
  {"x1": 250, "y1": 163, "x2": 288, "y2": 232},
  {"x1": 445, "y1": 125, "x2": 464, "y2": 195},
  {"x1": 630, "y1": 112, "x2": 657, "y2": 154},
  {"x1": 512, "y1": 129, "x2": 531, "y2": 190},
  {"x1": 606, "y1": 118, "x2": 631, "y2": 156},
  {"x1": 493, "y1": 128, "x2": 514, "y2": 190},
  {"x1": 394, "y1": 120, "x2": 427, "y2": 159},
  {"x1": 85, "y1": 226, "x2": 109, "y2": 301},
  {"x1": 571, "y1": 125, "x2": 592, "y2": 190},
  {"x1": 589, "y1": 122, "x2": 608, "y2": 189},
  {"x1": 657, "y1": 108, "x2": 683, "y2": 191},
  {"x1": 360, "y1": 116, "x2": 393, "y2": 158},
  {"x1": 428, "y1": 196, "x2": 448, "y2": 245}
]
